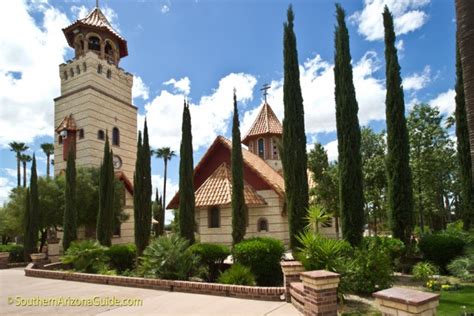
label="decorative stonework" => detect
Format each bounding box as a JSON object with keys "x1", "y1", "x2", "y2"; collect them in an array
[
  {"x1": 300, "y1": 270, "x2": 340, "y2": 316},
  {"x1": 373, "y1": 287, "x2": 440, "y2": 316}
]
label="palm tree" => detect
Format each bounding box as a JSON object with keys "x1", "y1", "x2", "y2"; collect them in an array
[
  {"x1": 19, "y1": 154, "x2": 32, "y2": 187},
  {"x1": 305, "y1": 205, "x2": 332, "y2": 234},
  {"x1": 8, "y1": 142, "x2": 29, "y2": 187},
  {"x1": 40, "y1": 143, "x2": 54, "y2": 178},
  {"x1": 153, "y1": 147, "x2": 176, "y2": 211}
]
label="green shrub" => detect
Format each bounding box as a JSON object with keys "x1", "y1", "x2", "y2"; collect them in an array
[
  {"x1": 350, "y1": 239, "x2": 394, "y2": 294},
  {"x1": 217, "y1": 263, "x2": 256, "y2": 286},
  {"x1": 419, "y1": 234, "x2": 466, "y2": 272},
  {"x1": 412, "y1": 262, "x2": 439, "y2": 282},
  {"x1": 233, "y1": 237, "x2": 285, "y2": 286},
  {"x1": 447, "y1": 255, "x2": 474, "y2": 282},
  {"x1": 0, "y1": 244, "x2": 25, "y2": 262},
  {"x1": 139, "y1": 234, "x2": 198, "y2": 280},
  {"x1": 107, "y1": 244, "x2": 136, "y2": 273},
  {"x1": 363, "y1": 236, "x2": 405, "y2": 264},
  {"x1": 189, "y1": 243, "x2": 230, "y2": 282},
  {"x1": 296, "y1": 232, "x2": 353, "y2": 296},
  {"x1": 61, "y1": 240, "x2": 109, "y2": 273}
]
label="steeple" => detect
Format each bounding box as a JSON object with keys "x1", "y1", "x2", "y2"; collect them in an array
[{"x1": 62, "y1": 6, "x2": 128, "y2": 65}]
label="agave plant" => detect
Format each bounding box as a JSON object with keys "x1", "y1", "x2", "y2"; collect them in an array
[
  {"x1": 61, "y1": 240, "x2": 110, "y2": 273},
  {"x1": 305, "y1": 205, "x2": 332, "y2": 234}
]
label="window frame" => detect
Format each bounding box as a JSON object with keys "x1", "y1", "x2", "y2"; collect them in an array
[{"x1": 208, "y1": 206, "x2": 220, "y2": 228}]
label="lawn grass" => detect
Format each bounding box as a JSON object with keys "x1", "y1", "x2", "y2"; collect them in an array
[{"x1": 438, "y1": 286, "x2": 474, "y2": 316}]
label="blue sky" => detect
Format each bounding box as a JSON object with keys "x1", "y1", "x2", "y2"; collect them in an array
[{"x1": 0, "y1": 0, "x2": 457, "y2": 221}]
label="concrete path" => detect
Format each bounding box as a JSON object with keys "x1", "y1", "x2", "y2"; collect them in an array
[{"x1": 0, "y1": 268, "x2": 300, "y2": 316}]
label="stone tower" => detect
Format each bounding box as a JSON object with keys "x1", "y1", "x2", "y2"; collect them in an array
[
  {"x1": 241, "y1": 102, "x2": 283, "y2": 172},
  {"x1": 54, "y1": 5, "x2": 136, "y2": 244}
]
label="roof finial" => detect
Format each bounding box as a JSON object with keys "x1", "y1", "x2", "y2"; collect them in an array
[
  {"x1": 260, "y1": 83, "x2": 270, "y2": 103},
  {"x1": 96, "y1": 0, "x2": 99, "y2": 8}
]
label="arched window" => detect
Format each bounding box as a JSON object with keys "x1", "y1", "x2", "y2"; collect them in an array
[
  {"x1": 58, "y1": 136, "x2": 63, "y2": 145},
  {"x1": 63, "y1": 71, "x2": 68, "y2": 80},
  {"x1": 88, "y1": 36, "x2": 100, "y2": 51},
  {"x1": 97, "y1": 130, "x2": 105, "y2": 140},
  {"x1": 258, "y1": 138, "x2": 265, "y2": 158},
  {"x1": 208, "y1": 206, "x2": 220, "y2": 228},
  {"x1": 272, "y1": 138, "x2": 279, "y2": 159},
  {"x1": 106, "y1": 69, "x2": 112, "y2": 79},
  {"x1": 76, "y1": 65, "x2": 80, "y2": 75},
  {"x1": 70, "y1": 68, "x2": 74, "y2": 77},
  {"x1": 83, "y1": 62, "x2": 87, "y2": 72},
  {"x1": 97, "y1": 64, "x2": 102, "y2": 74},
  {"x1": 112, "y1": 127, "x2": 120, "y2": 146},
  {"x1": 257, "y1": 218, "x2": 269, "y2": 232},
  {"x1": 78, "y1": 129, "x2": 84, "y2": 139}
]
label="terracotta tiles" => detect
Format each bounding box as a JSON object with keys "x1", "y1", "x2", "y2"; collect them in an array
[
  {"x1": 194, "y1": 162, "x2": 266, "y2": 208},
  {"x1": 55, "y1": 114, "x2": 77, "y2": 132},
  {"x1": 242, "y1": 102, "x2": 283, "y2": 144}
]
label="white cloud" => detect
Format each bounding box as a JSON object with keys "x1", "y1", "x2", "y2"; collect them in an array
[
  {"x1": 324, "y1": 140, "x2": 339, "y2": 162},
  {"x1": 152, "y1": 174, "x2": 178, "y2": 224},
  {"x1": 102, "y1": 6, "x2": 120, "y2": 32},
  {"x1": 1, "y1": 168, "x2": 17, "y2": 178},
  {"x1": 350, "y1": 0, "x2": 430, "y2": 41},
  {"x1": 396, "y1": 39, "x2": 404, "y2": 52},
  {"x1": 161, "y1": 4, "x2": 170, "y2": 14},
  {"x1": 144, "y1": 73, "x2": 257, "y2": 152},
  {"x1": 0, "y1": 1, "x2": 70, "y2": 148},
  {"x1": 403, "y1": 65, "x2": 431, "y2": 91},
  {"x1": 429, "y1": 89, "x2": 455, "y2": 115},
  {"x1": 0, "y1": 176, "x2": 14, "y2": 205},
  {"x1": 242, "y1": 52, "x2": 386, "y2": 137},
  {"x1": 132, "y1": 75, "x2": 150, "y2": 101},
  {"x1": 70, "y1": 5, "x2": 88, "y2": 19},
  {"x1": 164, "y1": 77, "x2": 191, "y2": 95}
]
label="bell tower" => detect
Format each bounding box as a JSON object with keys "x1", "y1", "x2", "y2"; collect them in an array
[{"x1": 54, "y1": 4, "x2": 137, "y2": 243}]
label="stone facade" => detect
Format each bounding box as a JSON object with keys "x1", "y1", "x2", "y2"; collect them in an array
[
  {"x1": 54, "y1": 51, "x2": 136, "y2": 245},
  {"x1": 196, "y1": 190, "x2": 289, "y2": 245}
]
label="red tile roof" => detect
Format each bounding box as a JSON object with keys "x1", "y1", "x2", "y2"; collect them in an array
[
  {"x1": 242, "y1": 102, "x2": 283, "y2": 145},
  {"x1": 55, "y1": 114, "x2": 77, "y2": 132},
  {"x1": 194, "y1": 162, "x2": 266, "y2": 208},
  {"x1": 63, "y1": 7, "x2": 128, "y2": 58}
]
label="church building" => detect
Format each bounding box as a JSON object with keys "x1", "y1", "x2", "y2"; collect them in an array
[
  {"x1": 168, "y1": 100, "x2": 337, "y2": 246},
  {"x1": 54, "y1": 5, "x2": 136, "y2": 245}
]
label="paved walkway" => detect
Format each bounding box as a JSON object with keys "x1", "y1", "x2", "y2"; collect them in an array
[{"x1": 0, "y1": 268, "x2": 300, "y2": 316}]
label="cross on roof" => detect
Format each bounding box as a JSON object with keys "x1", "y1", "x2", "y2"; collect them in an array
[
  {"x1": 260, "y1": 84, "x2": 270, "y2": 103},
  {"x1": 96, "y1": 0, "x2": 99, "y2": 8}
]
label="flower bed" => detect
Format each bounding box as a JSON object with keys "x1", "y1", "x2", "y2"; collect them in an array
[{"x1": 24, "y1": 263, "x2": 285, "y2": 302}]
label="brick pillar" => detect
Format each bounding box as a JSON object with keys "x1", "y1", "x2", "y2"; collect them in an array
[
  {"x1": 373, "y1": 287, "x2": 439, "y2": 316},
  {"x1": 47, "y1": 237, "x2": 61, "y2": 263},
  {"x1": 0, "y1": 252, "x2": 9, "y2": 269},
  {"x1": 300, "y1": 270, "x2": 340, "y2": 316},
  {"x1": 280, "y1": 261, "x2": 305, "y2": 302}
]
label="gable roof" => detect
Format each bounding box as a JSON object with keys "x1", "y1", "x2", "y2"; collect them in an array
[
  {"x1": 63, "y1": 7, "x2": 128, "y2": 58},
  {"x1": 55, "y1": 114, "x2": 77, "y2": 133},
  {"x1": 242, "y1": 102, "x2": 283, "y2": 145},
  {"x1": 166, "y1": 136, "x2": 285, "y2": 209},
  {"x1": 194, "y1": 162, "x2": 266, "y2": 208}
]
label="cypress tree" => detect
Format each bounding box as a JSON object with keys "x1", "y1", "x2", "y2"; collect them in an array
[
  {"x1": 97, "y1": 133, "x2": 115, "y2": 246},
  {"x1": 63, "y1": 147, "x2": 77, "y2": 251},
  {"x1": 282, "y1": 5, "x2": 309, "y2": 249},
  {"x1": 24, "y1": 154, "x2": 39, "y2": 258},
  {"x1": 152, "y1": 188, "x2": 164, "y2": 236},
  {"x1": 231, "y1": 90, "x2": 247, "y2": 245},
  {"x1": 334, "y1": 4, "x2": 365, "y2": 246},
  {"x1": 179, "y1": 101, "x2": 195, "y2": 243},
  {"x1": 383, "y1": 6, "x2": 414, "y2": 244},
  {"x1": 134, "y1": 121, "x2": 152, "y2": 255},
  {"x1": 455, "y1": 43, "x2": 473, "y2": 230}
]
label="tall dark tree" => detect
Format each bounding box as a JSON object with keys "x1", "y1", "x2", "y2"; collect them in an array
[
  {"x1": 63, "y1": 147, "x2": 77, "y2": 252},
  {"x1": 334, "y1": 4, "x2": 365, "y2": 246},
  {"x1": 383, "y1": 6, "x2": 414, "y2": 244},
  {"x1": 9, "y1": 142, "x2": 29, "y2": 187},
  {"x1": 231, "y1": 90, "x2": 247, "y2": 245},
  {"x1": 154, "y1": 147, "x2": 176, "y2": 211},
  {"x1": 23, "y1": 188, "x2": 32, "y2": 258},
  {"x1": 179, "y1": 101, "x2": 195, "y2": 243},
  {"x1": 152, "y1": 188, "x2": 164, "y2": 236},
  {"x1": 455, "y1": 43, "x2": 473, "y2": 230},
  {"x1": 134, "y1": 120, "x2": 152, "y2": 256},
  {"x1": 282, "y1": 5, "x2": 309, "y2": 249},
  {"x1": 24, "y1": 155, "x2": 39, "y2": 258},
  {"x1": 97, "y1": 133, "x2": 115, "y2": 246}
]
